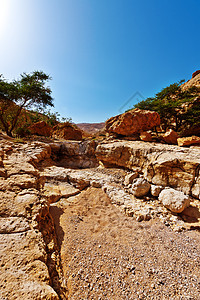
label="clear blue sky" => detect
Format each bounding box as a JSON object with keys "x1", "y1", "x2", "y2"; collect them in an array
[{"x1": 0, "y1": 0, "x2": 200, "y2": 123}]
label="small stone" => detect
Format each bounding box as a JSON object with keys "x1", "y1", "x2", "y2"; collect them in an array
[{"x1": 131, "y1": 178, "x2": 151, "y2": 197}]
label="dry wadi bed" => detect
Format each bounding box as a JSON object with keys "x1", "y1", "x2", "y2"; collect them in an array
[{"x1": 51, "y1": 187, "x2": 200, "y2": 300}]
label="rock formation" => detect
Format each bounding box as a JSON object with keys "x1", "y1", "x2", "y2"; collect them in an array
[
  {"x1": 105, "y1": 108, "x2": 160, "y2": 136},
  {"x1": 28, "y1": 120, "x2": 52, "y2": 137},
  {"x1": 1, "y1": 136, "x2": 200, "y2": 299},
  {"x1": 52, "y1": 122, "x2": 83, "y2": 140}
]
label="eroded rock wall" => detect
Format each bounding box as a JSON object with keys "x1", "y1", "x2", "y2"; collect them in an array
[
  {"x1": 0, "y1": 140, "x2": 66, "y2": 300},
  {"x1": 96, "y1": 140, "x2": 200, "y2": 198}
]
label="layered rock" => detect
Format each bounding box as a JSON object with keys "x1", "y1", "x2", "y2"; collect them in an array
[
  {"x1": 0, "y1": 139, "x2": 65, "y2": 299},
  {"x1": 96, "y1": 140, "x2": 200, "y2": 197},
  {"x1": 105, "y1": 109, "x2": 160, "y2": 136}
]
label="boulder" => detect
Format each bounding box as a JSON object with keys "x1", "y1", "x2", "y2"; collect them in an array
[
  {"x1": 28, "y1": 121, "x2": 52, "y2": 137},
  {"x1": 105, "y1": 109, "x2": 160, "y2": 136},
  {"x1": 163, "y1": 129, "x2": 179, "y2": 145},
  {"x1": 52, "y1": 122, "x2": 82, "y2": 140},
  {"x1": 140, "y1": 131, "x2": 153, "y2": 142},
  {"x1": 177, "y1": 136, "x2": 200, "y2": 147},
  {"x1": 158, "y1": 188, "x2": 190, "y2": 213},
  {"x1": 131, "y1": 178, "x2": 151, "y2": 197}
]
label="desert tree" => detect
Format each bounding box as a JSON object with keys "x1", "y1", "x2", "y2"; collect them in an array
[{"x1": 0, "y1": 71, "x2": 54, "y2": 136}]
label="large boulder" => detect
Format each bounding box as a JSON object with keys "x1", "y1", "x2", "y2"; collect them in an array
[
  {"x1": 105, "y1": 109, "x2": 160, "y2": 136},
  {"x1": 177, "y1": 136, "x2": 200, "y2": 147},
  {"x1": 28, "y1": 121, "x2": 52, "y2": 137},
  {"x1": 52, "y1": 122, "x2": 82, "y2": 140},
  {"x1": 158, "y1": 188, "x2": 190, "y2": 213}
]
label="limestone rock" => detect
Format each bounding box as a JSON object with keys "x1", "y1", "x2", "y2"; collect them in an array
[
  {"x1": 140, "y1": 131, "x2": 153, "y2": 142},
  {"x1": 52, "y1": 122, "x2": 82, "y2": 140},
  {"x1": 131, "y1": 178, "x2": 151, "y2": 197},
  {"x1": 177, "y1": 136, "x2": 200, "y2": 147},
  {"x1": 96, "y1": 140, "x2": 200, "y2": 196},
  {"x1": 43, "y1": 182, "x2": 80, "y2": 203},
  {"x1": 158, "y1": 188, "x2": 190, "y2": 213},
  {"x1": 105, "y1": 108, "x2": 160, "y2": 136},
  {"x1": 163, "y1": 129, "x2": 179, "y2": 145},
  {"x1": 28, "y1": 121, "x2": 52, "y2": 137},
  {"x1": 124, "y1": 172, "x2": 138, "y2": 185},
  {"x1": 151, "y1": 185, "x2": 163, "y2": 197}
]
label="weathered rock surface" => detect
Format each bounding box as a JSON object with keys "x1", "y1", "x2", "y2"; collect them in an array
[
  {"x1": 0, "y1": 139, "x2": 63, "y2": 299},
  {"x1": 28, "y1": 120, "x2": 52, "y2": 137},
  {"x1": 96, "y1": 140, "x2": 200, "y2": 196},
  {"x1": 1, "y1": 136, "x2": 200, "y2": 299},
  {"x1": 177, "y1": 136, "x2": 200, "y2": 147},
  {"x1": 162, "y1": 129, "x2": 179, "y2": 145},
  {"x1": 50, "y1": 140, "x2": 98, "y2": 168},
  {"x1": 52, "y1": 122, "x2": 83, "y2": 140},
  {"x1": 159, "y1": 188, "x2": 190, "y2": 213},
  {"x1": 105, "y1": 108, "x2": 160, "y2": 136}
]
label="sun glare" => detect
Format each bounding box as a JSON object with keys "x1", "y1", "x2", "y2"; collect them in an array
[{"x1": 0, "y1": 0, "x2": 11, "y2": 33}]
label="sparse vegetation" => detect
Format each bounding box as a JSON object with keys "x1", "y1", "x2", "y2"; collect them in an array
[
  {"x1": 0, "y1": 71, "x2": 54, "y2": 137},
  {"x1": 134, "y1": 80, "x2": 200, "y2": 132}
]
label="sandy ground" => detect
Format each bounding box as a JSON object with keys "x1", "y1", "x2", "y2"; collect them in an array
[{"x1": 50, "y1": 187, "x2": 200, "y2": 300}]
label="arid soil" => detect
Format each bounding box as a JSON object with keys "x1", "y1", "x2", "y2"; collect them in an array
[{"x1": 50, "y1": 187, "x2": 200, "y2": 300}]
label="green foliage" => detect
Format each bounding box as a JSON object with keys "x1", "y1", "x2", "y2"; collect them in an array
[
  {"x1": 0, "y1": 71, "x2": 54, "y2": 136},
  {"x1": 134, "y1": 80, "x2": 200, "y2": 131}
]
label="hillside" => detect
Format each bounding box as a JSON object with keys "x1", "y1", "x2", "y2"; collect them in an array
[{"x1": 76, "y1": 122, "x2": 105, "y2": 134}]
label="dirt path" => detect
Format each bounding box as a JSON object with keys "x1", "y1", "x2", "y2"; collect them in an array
[{"x1": 50, "y1": 187, "x2": 200, "y2": 300}]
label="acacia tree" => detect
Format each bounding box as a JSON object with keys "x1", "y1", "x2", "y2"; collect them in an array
[
  {"x1": 134, "y1": 81, "x2": 200, "y2": 132},
  {"x1": 0, "y1": 71, "x2": 54, "y2": 136}
]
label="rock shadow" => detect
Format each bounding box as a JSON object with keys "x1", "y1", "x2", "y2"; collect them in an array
[
  {"x1": 181, "y1": 205, "x2": 200, "y2": 224},
  {"x1": 49, "y1": 205, "x2": 65, "y2": 250}
]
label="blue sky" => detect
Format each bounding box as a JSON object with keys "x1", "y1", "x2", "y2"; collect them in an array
[{"x1": 0, "y1": 0, "x2": 200, "y2": 123}]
